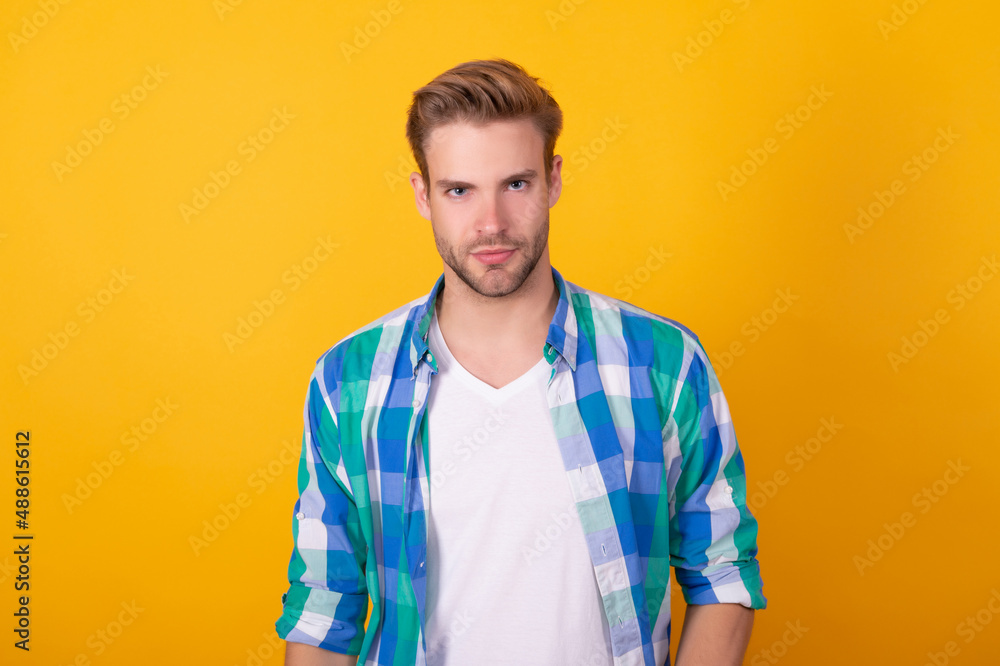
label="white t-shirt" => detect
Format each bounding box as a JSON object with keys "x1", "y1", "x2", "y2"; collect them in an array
[{"x1": 423, "y1": 311, "x2": 615, "y2": 666}]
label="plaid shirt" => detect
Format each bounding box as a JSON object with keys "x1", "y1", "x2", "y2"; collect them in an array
[{"x1": 275, "y1": 266, "x2": 766, "y2": 665}]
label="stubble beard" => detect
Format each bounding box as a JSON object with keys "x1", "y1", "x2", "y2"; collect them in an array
[{"x1": 435, "y1": 214, "x2": 549, "y2": 299}]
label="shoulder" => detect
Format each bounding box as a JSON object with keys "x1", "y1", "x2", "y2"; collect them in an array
[
  {"x1": 311, "y1": 291, "x2": 428, "y2": 379},
  {"x1": 564, "y1": 278, "x2": 709, "y2": 366}
]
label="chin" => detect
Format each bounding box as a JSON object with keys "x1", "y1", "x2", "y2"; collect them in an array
[{"x1": 483, "y1": 266, "x2": 531, "y2": 294}]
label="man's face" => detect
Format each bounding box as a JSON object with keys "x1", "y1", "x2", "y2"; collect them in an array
[{"x1": 410, "y1": 118, "x2": 562, "y2": 298}]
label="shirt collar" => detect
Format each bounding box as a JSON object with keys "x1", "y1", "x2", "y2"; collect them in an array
[{"x1": 409, "y1": 265, "x2": 579, "y2": 377}]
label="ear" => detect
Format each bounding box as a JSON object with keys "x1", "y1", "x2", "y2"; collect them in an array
[
  {"x1": 410, "y1": 172, "x2": 432, "y2": 221},
  {"x1": 547, "y1": 154, "x2": 563, "y2": 208}
]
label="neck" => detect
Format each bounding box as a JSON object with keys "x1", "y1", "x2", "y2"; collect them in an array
[{"x1": 435, "y1": 256, "x2": 558, "y2": 356}]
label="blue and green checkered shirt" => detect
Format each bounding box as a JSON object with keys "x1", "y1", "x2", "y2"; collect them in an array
[{"x1": 275, "y1": 266, "x2": 766, "y2": 665}]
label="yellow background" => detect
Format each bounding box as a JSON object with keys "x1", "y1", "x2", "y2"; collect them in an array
[{"x1": 2, "y1": 0, "x2": 998, "y2": 663}]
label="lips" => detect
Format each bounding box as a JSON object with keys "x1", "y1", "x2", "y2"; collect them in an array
[{"x1": 471, "y1": 248, "x2": 517, "y2": 265}]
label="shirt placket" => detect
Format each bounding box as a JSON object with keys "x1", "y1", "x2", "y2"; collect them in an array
[
  {"x1": 403, "y1": 353, "x2": 435, "y2": 661},
  {"x1": 546, "y1": 353, "x2": 646, "y2": 666}
]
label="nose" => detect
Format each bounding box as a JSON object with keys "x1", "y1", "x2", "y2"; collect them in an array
[{"x1": 476, "y1": 190, "x2": 508, "y2": 235}]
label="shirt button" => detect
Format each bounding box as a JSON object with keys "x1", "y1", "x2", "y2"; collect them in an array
[
  {"x1": 412, "y1": 399, "x2": 420, "y2": 408},
  {"x1": 725, "y1": 486, "x2": 733, "y2": 494},
  {"x1": 427, "y1": 353, "x2": 434, "y2": 362},
  {"x1": 419, "y1": 561, "x2": 425, "y2": 568},
  {"x1": 296, "y1": 512, "x2": 305, "y2": 520}
]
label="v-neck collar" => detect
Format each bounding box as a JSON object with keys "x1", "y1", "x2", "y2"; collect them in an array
[
  {"x1": 407, "y1": 266, "x2": 579, "y2": 379},
  {"x1": 428, "y1": 310, "x2": 549, "y2": 402}
]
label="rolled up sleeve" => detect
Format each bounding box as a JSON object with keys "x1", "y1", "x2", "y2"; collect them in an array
[
  {"x1": 666, "y1": 342, "x2": 766, "y2": 610},
  {"x1": 275, "y1": 362, "x2": 369, "y2": 654}
]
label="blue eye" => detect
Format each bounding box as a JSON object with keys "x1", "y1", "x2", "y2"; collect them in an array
[
  {"x1": 509, "y1": 180, "x2": 526, "y2": 190},
  {"x1": 449, "y1": 187, "x2": 467, "y2": 197}
]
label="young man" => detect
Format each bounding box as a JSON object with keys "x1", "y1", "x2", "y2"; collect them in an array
[{"x1": 277, "y1": 59, "x2": 766, "y2": 666}]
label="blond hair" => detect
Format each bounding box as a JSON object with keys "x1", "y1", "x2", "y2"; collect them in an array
[{"x1": 405, "y1": 58, "x2": 563, "y2": 191}]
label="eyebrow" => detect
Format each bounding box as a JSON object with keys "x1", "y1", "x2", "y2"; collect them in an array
[{"x1": 435, "y1": 169, "x2": 538, "y2": 191}]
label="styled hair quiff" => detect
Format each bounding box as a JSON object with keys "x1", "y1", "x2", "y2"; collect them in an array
[{"x1": 405, "y1": 58, "x2": 564, "y2": 192}]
